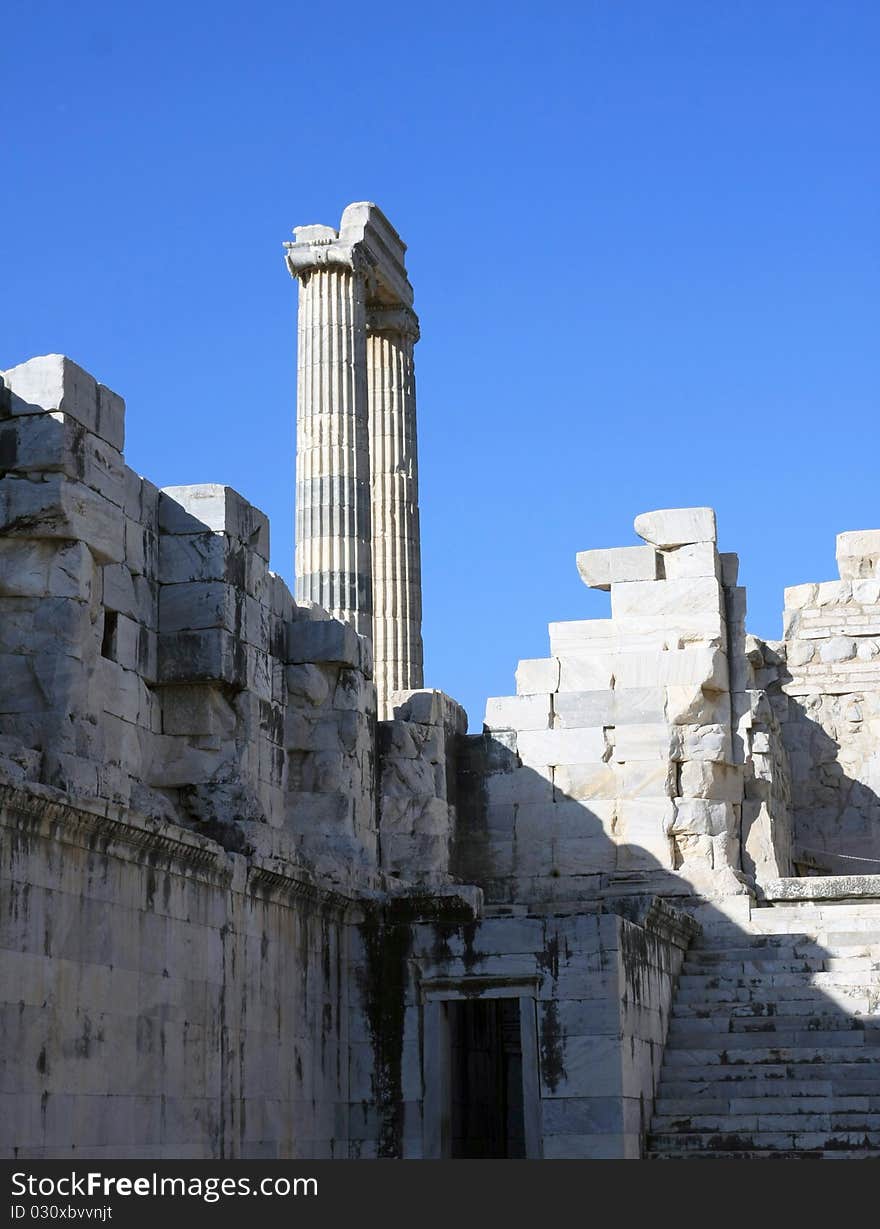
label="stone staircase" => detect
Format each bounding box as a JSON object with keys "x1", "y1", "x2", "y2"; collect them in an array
[{"x1": 647, "y1": 900, "x2": 880, "y2": 1159}]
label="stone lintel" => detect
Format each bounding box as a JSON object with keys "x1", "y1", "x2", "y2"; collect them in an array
[{"x1": 763, "y1": 875, "x2": 880, "y2": 902}]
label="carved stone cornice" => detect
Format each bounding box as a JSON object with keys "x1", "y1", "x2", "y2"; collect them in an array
[
  {"x1": 0, "y1": 782, "x2": 232, "y2": 883},
  {"x1": 366, "y1": 304, "x2": 420, "y2": 342}
]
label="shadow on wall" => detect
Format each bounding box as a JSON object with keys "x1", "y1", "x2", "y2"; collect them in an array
[
  {"x1": 771, "y1": 665, "x2": 880, "y2": 875},
  {"x1": 367, "y1": 735, "x2": 880, "y2": 1159}
]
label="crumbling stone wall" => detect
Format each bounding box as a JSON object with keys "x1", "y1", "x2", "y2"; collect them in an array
[
  {"x1": 0, "y1": 355, "x2": 378, "y2": 876},
  {"x1": 773, "y1": 531, "x2": 880, "y2": 872},
  {"x1": 459, "y1": 508, "x2": 758, "y2": 902},
  {"x1": 377, "y1": 688, "x2": 466, "y2": 882},
  {"x1": 0, "y1": 353, "x2": 461, "y2": 1160}
]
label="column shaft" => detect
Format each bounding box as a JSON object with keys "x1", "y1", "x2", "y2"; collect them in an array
[
  {"x1": 295, "y1": 266, "x2": 372, "y2": 637},
  {"x1": 367, "y1": 322, "x2": 424, "y2": 717}
]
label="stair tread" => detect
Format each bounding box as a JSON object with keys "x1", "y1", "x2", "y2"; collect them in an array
[{"x1": 646, "y1": 905, "x2": 880, "y2": 1158}]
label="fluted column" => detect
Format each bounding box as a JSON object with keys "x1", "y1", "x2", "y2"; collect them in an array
[
  {"x1": 287, "y1": 248, "x2": 372, "y2": 638},
  {"x1": 368, "y1": 304, "x2": 425, "y2": 717},
  {"x1": 367, "y1": 307, "x2": 425, "y2": 717}
]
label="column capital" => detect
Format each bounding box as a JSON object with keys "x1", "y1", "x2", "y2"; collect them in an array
[
  {"x1": 366, "y1": 304, "x2": 420, "y2": 342},
  {"x1": 284, "y1": 237, "x2": 372, "y2": 282},
  {"x1": 284, "y1": 201, "x2": 415, "y2": 306}
]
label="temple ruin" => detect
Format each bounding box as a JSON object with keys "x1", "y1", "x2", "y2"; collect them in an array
[{"x1": 1, "y1": 202, "x2": 879, "y2": 1160}]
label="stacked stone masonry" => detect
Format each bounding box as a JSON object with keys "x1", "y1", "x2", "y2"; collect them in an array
[{"x1": 2, "y1": 214, "x2": 879, "y2": 1159}]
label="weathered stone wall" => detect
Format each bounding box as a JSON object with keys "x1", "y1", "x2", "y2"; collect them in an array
[
  {"x1": 773, "y1": 531, "x2": 880, "y2": 872},
  {"x1": 372, "y1": 898, "x2": 695, "y2": 1159},
  {"x1": 2, "y1": 349, "x2": 877, "y2": 1161},
  {"x1": 377, "y1": 689, "x2": 467, "y2": 882},
  {"x1": 0, "y1": 355, "x2": 379, "y2": 876},
  {"x1": 0, "y1": 784, "x2": 357, "y2": 1159},
  {"x1": 460, "y1": 509, "x2": 754, "y2": 902}
]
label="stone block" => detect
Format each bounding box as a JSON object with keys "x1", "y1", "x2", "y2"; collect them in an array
[
  {"x1": 837, "y1": 529, "x2": 880, "y2": 580},
  {"x1": 106, "y1": 613, "x2": 157, "y2": 681},
  {"x1": 288, "y1": 617, "x2": 360, "y2": 669},
  {"x1": 549, "y1": 620, "x2": 617, "y2": 655},
  {"x1": 576, "y1": 545, "x2": 658, "y2": 591},
  {"x1": 614, "y1": 645, "x2": 728, "y2": 691},
  {"x1": 610, "y1": 576, "x2": 724, "y2": 637},
  {"x1": 389, "y1": 689, "x2": 467, "y2": 732},
  {"x1": 552, "y1": 761, "x2": 616, "y2": 801},
  {"x1": 42, "y1": 750, "x2": 100, "y2": 797},
  {"x1": 664, "y1": 684, "x2": 727, "y2": 726},
  {"x1": 286, "y1": 663, "x2": 330, "y2": 706},
  {"x1": 660, "y1": 541, "x2": 720, "y2": 581},
  {"x1": 0, "y1": 539, "x2": 97, "y2": 601},
  {"x1": 557, "y1": 654, "x2": 615, "y2": 692},
  {"x1": 484, "y1": 693, "x2": 551, "y2": 731},
  {"x1": 102, "y1": 563, "x2": 138, "y2": 619},
  {"x1": 671, "y1": 798, "x2": 735, "y2": 837},
  {"x1": 634, "y1": 506, "x2": 717, "y2": 548},
  {"x1": 0, "y1": 412, "x2": 126, "y2": 507},
  {"x1": 819, "y1": 636, "x2": 857, "y2": 663},
  {"x1": 616, "y1": 800, "x2": 675, "y2": 865},
  {"x1": 551, "y1": 690, "x2": 613, "y2": 729},
  {"x1": 161, "y1": 684, "x2": 237, "y2": 737},
  {"x1": 159, "y1": 484, "x2": 270, "y2": 559},
  {"x1": 1, "y1": 354, "x2": 125, "y2": 450},
  {"x1": 515, "y1": 657, "x2": 560, "y2": 695},
  {"x1": 610, "y1": 723, "x2": 675, "y2": 762},
  {"x1": 719, "y1": 552, "x2": 739, "y2": 585},
  {"x1": 554, "y1": 836, "x2": 618, "y2": 874},
  {"x1": 0, "y1": 474, "x2": 123, "y2": 564},
  {"x1": 0, "y1": 597, "x2": 91, "y2": 658},
  {"x1": 485, "y1": 766, "x2": 553, "y2": 805},
  {"x1": 616, "y1": 760, "x2": 675, "y2": 798},
  {"x1": 157, "y1": 628, "x2": 246, "y2": 687},
  {"x1": 680, "y1": 760, "x2": 743, "y2": 802},
  {"x1": 611, "y1": 687, "x2": 666, "y2": 724},
  {"x1": 674, "y1": 724, "x2": 732, "y2": 764},
  {"x1": 0, "y1": 652, "x2": 88, "y2": 714},
  {"x1": 517, "y1": 727, "x2": 606, "y2": 767},
  {"x1": 158, "y1": 581, "x2": 235, "y2": 634}
]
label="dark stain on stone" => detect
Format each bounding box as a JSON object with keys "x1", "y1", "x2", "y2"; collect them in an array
[
  {"x1": 36, "y1": 1046, "x2": 47, "y2": 1075},
  {"x1": 539, "y1": 999, "x2": 564, "y2": 1094},
  {"x1": 537, "y1": 933, "x2": 560, "y2": 981},
  {"x1": 461, "y1": 920, "x2": 479, "y2": 973},
  {"x1": 358, "y1": 905, "x2": 410, "y2": 1159}
]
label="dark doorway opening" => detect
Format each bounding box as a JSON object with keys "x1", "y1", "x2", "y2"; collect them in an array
[{"x1": 449, "y1": 997, "x2": 525, "y2": 1158}]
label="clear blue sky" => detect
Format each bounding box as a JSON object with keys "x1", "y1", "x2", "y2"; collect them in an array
[{"x1": 3, "y1": 2, "x2": 878, "y2": 728}]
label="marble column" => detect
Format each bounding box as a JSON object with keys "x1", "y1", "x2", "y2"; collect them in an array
[
  {"x1": 367, "y1": 306, "x2": 425, "y2": 717},
  {"x1": 285, "y1": 233, "x2": 372, "y2": 639}
]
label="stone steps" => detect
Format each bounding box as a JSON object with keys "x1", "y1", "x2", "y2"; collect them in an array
[
  {"x1": 673, "y1": 997, "x2": 872, "y2": 1017},
  {"x1": 669, "y1": 1017, "x2": 880, "y2": 1036},
  {"x1": 678, "y1": 971, "x2": 874, "y2": 989},
  {"x1": 656, "y1": 1095, "x2": 880, "y2": 1115},
  {"x1": 658, "y1": 1063, "x2": 880, "y2": 1087},
  {"x1": 649, "y1": 1130, "x2": 880, "y2": 1154},
  {"x1": 652, "y1": 1112, "x2": 880, "y2": 1132},
  {"x1": 676, "y1": 984, "x2": 872, "y2": 1006},
  {"x1": 652, "y1": 1150, "x2": 880, "y2": 1160},
  {"x1": 647, "y1": 898, "x2": 880, "y2": 1159}
]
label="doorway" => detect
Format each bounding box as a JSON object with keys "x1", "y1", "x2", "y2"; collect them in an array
[{"x1": 448, "y1": 997, "x2": 526, "y2": 1158}]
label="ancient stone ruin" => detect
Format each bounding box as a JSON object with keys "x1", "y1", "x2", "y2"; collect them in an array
[{"x1": 1, "y1": 202, "x2": 879, "y2": 1160}]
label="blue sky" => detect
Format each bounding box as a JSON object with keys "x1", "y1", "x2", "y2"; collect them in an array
[{"x1": 3, "y1": 1, "x2": 878, "y2": 727}]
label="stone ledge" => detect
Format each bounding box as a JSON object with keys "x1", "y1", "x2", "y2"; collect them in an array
[{"x1": 762, "y1": 875, "x2": 880, "y2": 902}]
